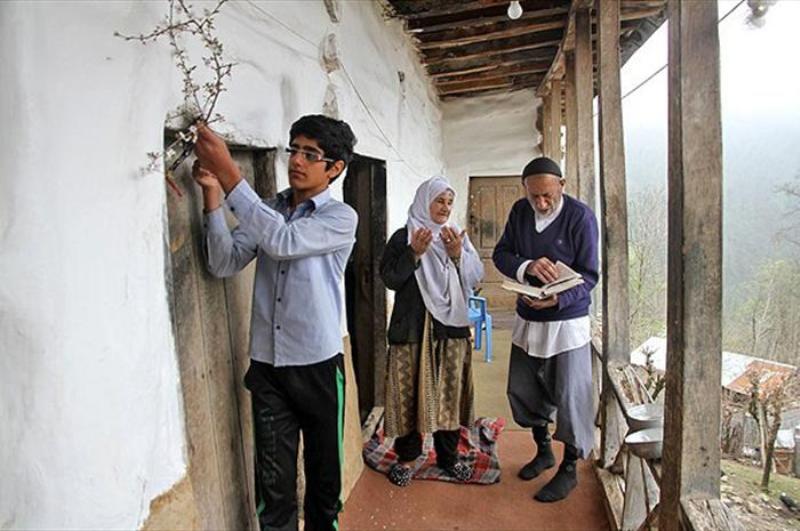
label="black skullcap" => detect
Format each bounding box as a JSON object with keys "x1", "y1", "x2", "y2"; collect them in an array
[{"x1": 522, "y1": 157, "x2": 562, "y2": 181}]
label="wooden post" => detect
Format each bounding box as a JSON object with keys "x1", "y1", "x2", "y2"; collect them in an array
[
  {"x1": 597, "y1": 0, "x2": 629, "y2": 469},
  {"x1": 661, "y1": 0, "x2": 723, "y2": 528},
  {"x1": 541, "y1": 94, "x2": 553, "y2": 158},
  {"x1": 549, "y1": 78, "x2": 563, "y2": 164},
  {"x1": 574, "y1": 7, "x2": 595, "y2": 211},
  {"x1": 565, "y1": 51, "x2": 579, "y2": 196}
]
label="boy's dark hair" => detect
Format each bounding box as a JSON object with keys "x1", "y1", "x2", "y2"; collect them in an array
[{"x1": 289, "y1": 115, "x2": 357, "y2": 181}]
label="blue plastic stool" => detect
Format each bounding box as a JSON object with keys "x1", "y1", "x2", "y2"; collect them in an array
[{"x1": 468, "y1": 295, "x2": 493, "y2": 362}]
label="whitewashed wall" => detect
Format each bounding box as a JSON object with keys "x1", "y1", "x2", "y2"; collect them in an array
[
  {"x1": 0, "y1": 1, "x2": 445, "y2": 528},
  {"x1": 442, "y1": 89, "x2": 542, "y2": 226}
]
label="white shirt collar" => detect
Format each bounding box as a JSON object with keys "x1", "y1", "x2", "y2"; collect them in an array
[{"x1": 532, "y1": 196, "x2": 564, "y2": 232}]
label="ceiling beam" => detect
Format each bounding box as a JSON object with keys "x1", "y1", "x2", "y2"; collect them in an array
[
  {"x1": 408, "y1": 6, "x2": 569, "y2": 33},
  {"x1": 439, "y1": 80, "x2": 514, "y2": 96},
  {"x1": 400, "y1": 0, "x2": 527, "y2": 21},
  {"x1": 417, "y1": 19, "x2": 566, "y2": 50},
  {"x1": 536, "y1": 0, "x2": 587, "y2": 96},
  {"x1": 429, "y1": 59, "x2": 551, "y2": 79},
  {"x1": 421, "y1": 32, "x2": 562, "y2": 64},
  {"x1": 435, "y1": 64, "x2": 550, "y2": 85}
]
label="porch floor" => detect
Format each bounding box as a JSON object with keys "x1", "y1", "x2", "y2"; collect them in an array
[{"x1": 341, "y1": 319, "x2": 610, "y2": 530}]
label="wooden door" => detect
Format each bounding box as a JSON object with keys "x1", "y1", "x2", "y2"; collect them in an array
[
  {"x1": 468, "y1": 176, "x2": 525, "y2": 309},
  {"x1": 165, "y1": 138, "x2": 275, "y2": 530},
  {"x1": 343, "y1": 155, "x2": 387, "y2": 423}
]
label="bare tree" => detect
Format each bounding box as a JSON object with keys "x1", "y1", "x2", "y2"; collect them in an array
[
  {"x1": 776, "y1": 172, "x2": 800, "y2": 248},
  {"x1": 747, "y1": 367, "x2": 800, "y2": 491},
  {"x1": 627, "y1": 184, "x2": 667, "y2": 346}
]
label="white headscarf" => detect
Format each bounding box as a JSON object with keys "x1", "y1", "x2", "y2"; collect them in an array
[{"x1": 406, "y1": 176, "x2": 472, "y2": 327}]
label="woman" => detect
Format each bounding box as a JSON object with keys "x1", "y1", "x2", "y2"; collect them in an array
[{"x1": 380, "y1": 175, "x2": 484, "y2": 487}]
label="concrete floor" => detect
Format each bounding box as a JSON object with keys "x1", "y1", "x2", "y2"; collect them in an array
[{"x1": 341, "y1": 311, "x2": 610, "y2": 530}]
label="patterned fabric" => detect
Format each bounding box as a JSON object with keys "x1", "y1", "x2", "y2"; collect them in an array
[
  {"x1": 384, "y1": 314, "x2": 474, "y2": 438},
  {"x1": 363, "y1": 417, "x2": 505, "y2": 485}
]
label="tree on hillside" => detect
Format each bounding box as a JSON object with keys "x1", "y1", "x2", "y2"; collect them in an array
[
  {"x1": 725, "y1": 259, "x2": 800, "y2": 366},
  {"x1": 747, "y1": 368, "x2": 800, "y2": 492},
  {"x1": 627, "y1": 185, "x2": 667, "y2": 347},
  {"x1": 777, "y1": 172, "x2": 800, "y2": 248}
]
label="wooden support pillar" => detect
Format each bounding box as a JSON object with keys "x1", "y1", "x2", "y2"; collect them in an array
[
  {"x1": 541, "y1": 94, "x2": 553, "y2": 158},
  {"x1": 574, "y1": 7, "x2": 595, "y2": 210},
  {"x1": 597, "y1": 0, "x2": 629, "y2": 468},
  {"x1": 661, "y1": 0, "x2": 723, "y2": 528},
  {"x1": 548, "y1": 78, "x2": 563, "y2": 163},
  {"x1": 565, "y1": 51, "x2": 579, "y2": 195}
]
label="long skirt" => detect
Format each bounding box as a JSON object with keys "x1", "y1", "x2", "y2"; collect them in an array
[{"x1": 384, "y1": 314, "x2": 475, "y2": 438}]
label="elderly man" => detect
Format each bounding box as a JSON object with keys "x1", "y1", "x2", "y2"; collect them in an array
[{"x1": 492, "y1": 156, "x2": 599, "y2": 502}]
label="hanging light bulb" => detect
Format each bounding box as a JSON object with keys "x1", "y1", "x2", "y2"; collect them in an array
[{"x1": 507, "y1": 1, "x2": 523, "y2": 20}]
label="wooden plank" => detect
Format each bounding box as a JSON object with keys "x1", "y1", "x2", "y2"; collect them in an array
[
  {"x1": 399, "y1": 0, "x2": 560, "y2": 21},
  {"x1": 681, "y1": 498, "x2": 745, "y2": 531},
  {"x1": 622, "y1": 453, "x2": 649, "y2": 531},
  {"x1": 597, "y1": 0, "x2": 630, "y2": 470},
  {"x1": 564, "y1": 50, "x2": 578, "y2": 194},
  {"x1": 429, "y1": 57, "x2": 549, "y2": 77},
  {"x1": 660, "y1": 1, "x2": 724, "y2": 529},
  {"x1": 541, "y1": 94, "x2": 553, "y2": 158},
  {"x1": 400, "y1": 0, "x2": 506, "y2": 20},
  {"x1": 408, "y1": 6, "x2": 569, "y2": 33},
  {"x1": 596, "y1": 467, "x2": 625, "y2": 531},
  {"x1": 417, "y1": 19, "x2": 566, "y2": 50},
  {"x1": 439, "y1": 79, "x2": 515, "y2": 96},
  {"x1": 574, "y1": 7, "x2": 595, "y2": 209},
  {"x1": 422, "y1": 33, "x2": 562, "y2": 65},
  {"x1": 434, "y1": 62, "x2": 550, "y2": 83},
  {"x1": 548, "y1": 78, "x2": 562, "y2": 160}
]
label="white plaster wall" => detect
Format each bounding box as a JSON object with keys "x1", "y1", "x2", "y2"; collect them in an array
[
  {"x1": 441, "y1": 89, "x2": 542, "y2": 227},
  {"x1": 0, "y1": 0, "x2": 446, "y2": 528}
]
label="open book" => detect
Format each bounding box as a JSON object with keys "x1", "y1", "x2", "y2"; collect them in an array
[{"x1": 501, "y1": 261, "x2": 584, "y2": 299}]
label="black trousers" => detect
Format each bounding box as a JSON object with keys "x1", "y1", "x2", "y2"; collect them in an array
[
  {"x1": 244, "y1": 355, "x2": 345, "y2": 531},
  {"x1": 393, "y1": 429, "x2": 460, "y2": 468}
]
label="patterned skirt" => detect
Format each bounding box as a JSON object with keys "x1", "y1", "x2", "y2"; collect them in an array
[{"x1": 384, "y1": 313, "x2": 475, "y2": 438}]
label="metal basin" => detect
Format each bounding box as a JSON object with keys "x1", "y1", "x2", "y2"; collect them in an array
[
  {"x1": 625, "y1": 427, "x2": 663, "y2": 460},
  {"x1": 626, "y1": 403, "x2": 664, "y2": 432}
]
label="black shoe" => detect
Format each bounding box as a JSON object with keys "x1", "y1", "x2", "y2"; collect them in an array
[
  {"x1": 518, "y1": 449, "x2": 556, "y2": 480},
  {"x1": 388, "y1": 463, "x2": 413, "y2": 487},
  {"x1": 534, "y1": 460, "x2": 577, "y2": 502},
  {"x1": 442, "y1": 461, "x2": 472, "y2": 482}
]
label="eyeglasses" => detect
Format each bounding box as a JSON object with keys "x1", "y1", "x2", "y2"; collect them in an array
[{"x1": 284, "y1": 147, "x2": 334, "y2": 164}]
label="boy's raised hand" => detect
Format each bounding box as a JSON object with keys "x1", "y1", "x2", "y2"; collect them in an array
[{"x1": 194, "y1": 123, "x2": 242, "y2": 193}]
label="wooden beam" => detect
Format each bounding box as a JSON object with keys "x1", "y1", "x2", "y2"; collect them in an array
[
  {"x1": 548, "y1": 78, "x2": 562, "y2": 160},
  {"x1": 408, "y1": 6, "x2": 569, "y2": 33},
  {"x1": 417, "y1": 19, "x2": 566, "y2": 50},
  {"x1": 436, "y1": 64, "x2": 550, "y2": 85},
  {"x1": 400, "y1": 0, "x2": 508, "y2": 20},
  {"x1": 429, "y1": 59, "x2": 550, "y2": 79},
  {"x1": 681, "y1": 498, "x2": 745, "y2": 531},
  {"x1": 660, "y1": 1, "x2": 724, "y2": 529},
  {"x1": 574, "y1": 7, "x2": 595, "y2": 208},
  {"x1": 440, "y1": 81, "x2": 541, "y2": 99},
  {"x1": 421, "y1": 31, "x2": 562, "y2": 64},
  {"x1": 541, "y1": 95, "x2": 553, "y2": 158},
  {"x1": 438, "y1": 79, "x2": 514, "y2": 96},
  {"x1": 564, "y1": 51, "x2": 578, "y2": 192},
  {"x1": 597, "y1": 0, "x2": 630, "y2": 469},
  {"x1": 536, "y1": 0, "x2": 591, "y2": 97}
]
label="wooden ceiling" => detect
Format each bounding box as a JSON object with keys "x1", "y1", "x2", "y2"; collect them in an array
[{"x1": 384, "y1": 0, "x2": 667, "y2": 99}]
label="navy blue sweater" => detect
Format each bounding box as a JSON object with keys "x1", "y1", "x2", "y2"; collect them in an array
[{"x1": 492, "y1": 194, "x2": 599, "y2": 322}]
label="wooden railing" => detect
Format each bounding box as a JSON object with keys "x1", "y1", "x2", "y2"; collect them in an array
[{"x1": 591, "y1": 339, "x2": 745, "y2": 531}]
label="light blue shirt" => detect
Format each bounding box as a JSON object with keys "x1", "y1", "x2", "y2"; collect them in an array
[{"x1": 204, "y1": 180, "x2": 358, "y2": 366}]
